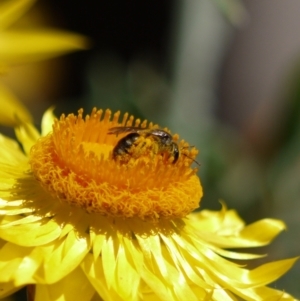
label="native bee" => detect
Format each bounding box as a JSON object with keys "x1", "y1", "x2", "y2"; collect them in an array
[
  {"x1": 108, "y1": 126, "x2": 180, "y2": 163},
  {"x1": 108, "y1": 126, "x2": 199, "y2": 165}
]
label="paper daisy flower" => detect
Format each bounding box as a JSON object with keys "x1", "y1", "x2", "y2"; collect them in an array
[
  {"x1": 0, "y1": 0, "x2": 88, "y2": 127},
  {"x1": 0, "y1": 104, "x2": 299, "y2": 301}
]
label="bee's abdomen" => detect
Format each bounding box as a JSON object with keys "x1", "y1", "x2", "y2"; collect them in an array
[{"x1": 112, "y1": 133, "x2": 140, "y2": 158}]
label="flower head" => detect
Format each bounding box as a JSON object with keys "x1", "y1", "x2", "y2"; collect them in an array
[
  {"x1": 0, "y1": 105, "x2": 299, "y2": 301},
  {"x1": 29, "y1": 108, "x2": 201, "y2": 219}
]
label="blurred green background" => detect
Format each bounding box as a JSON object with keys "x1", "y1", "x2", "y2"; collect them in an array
[{"x1": 2, "y1": 0, "x2": 300, "y2": 299}]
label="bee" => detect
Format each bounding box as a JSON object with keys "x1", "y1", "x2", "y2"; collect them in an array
[
  {"x1": 108, "y1": 126, "x2": 179, "y2": 163},
  {"x1": 108, "y1": 126, "x2": 199, "y2": 165}
]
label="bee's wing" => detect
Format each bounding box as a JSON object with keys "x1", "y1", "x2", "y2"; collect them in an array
[{"x1": 107, "y1": 126, "x2": 142, "y2": 135}]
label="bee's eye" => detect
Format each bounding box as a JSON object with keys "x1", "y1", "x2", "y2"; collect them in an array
[{"x1": 156, "y1": 132, "x2": 172, "y2": 144}]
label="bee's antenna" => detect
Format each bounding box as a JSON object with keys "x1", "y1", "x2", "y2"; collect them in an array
[
  {"x1": 180, "y1": 146, "x2": 201, "y2": 166},
  {"x1": 182, "y1": 153, "x2": 201, "y2": 166}
]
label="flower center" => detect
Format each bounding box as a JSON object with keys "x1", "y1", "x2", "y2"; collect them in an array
[{"x1": 29, "y1": 108, "x2": 203, "y2": 219}]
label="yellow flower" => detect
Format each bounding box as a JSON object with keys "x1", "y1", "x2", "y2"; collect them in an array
[
  {"x1": 0, "y1": 104, "x2": 299, "y2": 301},
  {"x1": 0, "y1": 0, "x2": 89, "y2": 127}
]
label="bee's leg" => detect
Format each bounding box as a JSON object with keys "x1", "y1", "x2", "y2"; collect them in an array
[
  {"x1": 129, "y1": 136, "x2": 153, "y2": 160},
  {"x1": 151, "y1": 141, "x2": 159, "y2": 161},
  {"x1": 136, "y1": 137, "x2": 157, "y2": 160},
  {"x1": 172, "y1": 143, "x2": 180, "y2": 163}
]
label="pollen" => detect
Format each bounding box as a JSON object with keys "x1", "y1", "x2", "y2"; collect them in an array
[{"x1": 29, "y1": 108, "x2": 203, "y2": 219}]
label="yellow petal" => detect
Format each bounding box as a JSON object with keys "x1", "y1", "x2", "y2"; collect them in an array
[
  {"x1": 15, "y1": 121, "x2": 40, "y2": 155},
  {"x1": 237, "y1": 284, "x2": 298, "y2": 301},
  {"x1": 0, "y1": 83, "x2": 32, "y2": 126},
  {"x1": 248, "y1": 257, "x2": 300, "y2": 286},
  {"x1": 240, "y1": 218, "x2": 286, "y2": 243},
  {"x1": 187, "y1": 205, "x2": 287, "y2": 249},
  {"x1": 101, "y1": 235, "x2": 117, "y2": 289},
  {"x1": 0, "y1": 133, "x2": 27, "y2": 164},
  {"x1": 0, "y1": 242, "x2": 42, "y2": 285},
  {"x1": 0, "y1": 163, "x2": 25, "y2": 183},
  {"x1": 115, "y1": 238, "x2": 140, "y2": 299},
  {"x1": 81, "y1": 253, "x2": 124, "y2": 301},
  {"x1": 209, "y1": 246, "x2": 266, "y2": 260},
  {"x1": 34, "y1": 268, "x2": 95, "y2": 301},
  {"x1": 39, "y1": 230, "x2": 90, "y2": 284},
  {"x1": 0, "y1": 199, "x2": 23, "y2": 207},
  {"x1": 0, "y1": 218, "x2": 62, "y2": 246},
  {"x1": 0, "y1": 30, "x2": 89, "y2": 64},
  {"x1": 136, "y1": 235, "x2": 208, "y2": 301},
  {"x1": 136, "y1": 235, "x2": 167, "y2": 278},
  {"x1": 41, "y1": 107, "x2": 56, "y2": 136},
  {"x1": 140, "y1": 263, "x2": 197, "y2": 301},
  {"x1": 91, "y1": 233, "x2": 105, "y2": 260},
  {"x1": 0, "y1": 206, "x2": 34, "y2": 215},
  {"x1": 0, "y1": 214, "x2": 43, "y2": 228},
  {"x1": 160, "y1": 234, "x2": 218, "y2": 289},
  {"x1": 0, "y1": 0, "x2": 35, "y2": 30},
  {"x1": 188, "y1": 204, "x2": 245, "y2": 234}
]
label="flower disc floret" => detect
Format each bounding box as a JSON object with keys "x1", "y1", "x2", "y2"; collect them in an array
[{"x1": 29, "y1": 108, "x2": 202, "y2": 219}]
